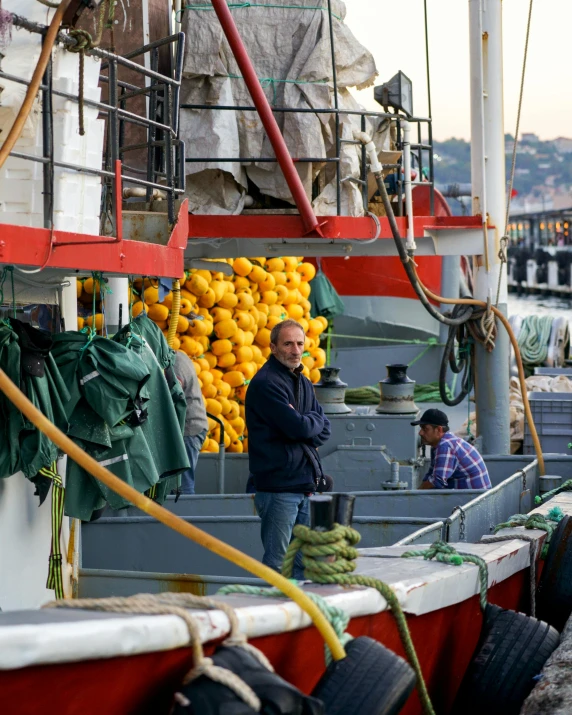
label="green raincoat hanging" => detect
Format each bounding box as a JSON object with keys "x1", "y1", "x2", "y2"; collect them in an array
[
  {"x1": 52, "y1": 330, "x2": 155, "y2": 520},
  {"x1": 114, "y1": 313, "x2": 189, "y2": 502},
  {"x1": 0, "y1": 319, "x2": 70, "y2": 502}
]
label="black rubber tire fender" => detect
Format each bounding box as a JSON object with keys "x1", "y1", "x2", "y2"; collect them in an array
[
  {"x1": 536, "y1": 515, "x2": 572, "y2": 631},
  {"x1": 452, "y1": 604, "x2": 560, "y2": 715},
  {"x1": 311, "y1": 635, "x2": 416, "y2": 715}
]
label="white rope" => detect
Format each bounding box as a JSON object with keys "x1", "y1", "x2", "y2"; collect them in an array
[
  {"x1": 152, "y1": 592, "x2": 275, "y2": 672},
  {"x1": 43, "y1": 593, "x2": 264, "y2": 711}
]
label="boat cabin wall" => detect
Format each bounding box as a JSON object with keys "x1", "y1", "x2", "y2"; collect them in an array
[
  {"x1": 0, "y1": 1, "x2": 104, "y2": 234},
  {"x1": 194, "y1": 411, "x2": 423, "y2": 493},
  {"x1": 0, "y1": 2, "x2": 105, "y2": 612},
  {"x1": 192, "y1": 422, "x2": 542, "y2": 496},
  {"x1": 0, "y1": 465, "x2": 71, "y2": 610}
]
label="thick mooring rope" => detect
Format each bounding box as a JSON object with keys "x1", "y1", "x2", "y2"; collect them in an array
[
  {"x1": 535, "y1": 480, "x2": 572, "y2": 506},
  {"x1": 493, "y1": 509, "x2": 564, "y2": 559},
  {"x1": 281, "y1": 523, "x2": 436, "y2": 715}
]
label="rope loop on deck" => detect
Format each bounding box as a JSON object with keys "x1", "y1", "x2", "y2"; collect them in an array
[
  {"x1": 402, "y1": 540, "x2": 489, "y2": 611},
  {"x1": 218, "y1": 584, "x2": 353, "y2": 667}
]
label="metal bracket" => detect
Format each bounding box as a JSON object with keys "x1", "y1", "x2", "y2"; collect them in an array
[
  {"x1": 187, "y1": 259, "x2": 234, "y2": 275},
  {"x1": 348, "y1": 437, "x2": 373, "y2": 447},
  {"x1": 63, "y1": 0, "x2": 105, "y2": 28}
]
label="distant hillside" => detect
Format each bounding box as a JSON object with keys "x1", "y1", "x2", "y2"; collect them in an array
[{"x1": 433, "y1": 134, "x2": 572, "y2": 214}]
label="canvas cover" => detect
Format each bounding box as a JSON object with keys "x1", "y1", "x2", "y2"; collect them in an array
[{"x1": 180, "y1": 0, "x2": 389, "y2": 216}]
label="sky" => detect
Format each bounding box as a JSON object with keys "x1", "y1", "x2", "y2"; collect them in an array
[{"x1": 344, "y1": 0, "x2": 572, "y2": 142}]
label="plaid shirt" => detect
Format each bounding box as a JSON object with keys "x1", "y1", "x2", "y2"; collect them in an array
[{"x1": 424, "y1": 432, "x2": 491, "y2": 489}]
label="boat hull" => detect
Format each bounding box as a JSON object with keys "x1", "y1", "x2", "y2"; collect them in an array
[
  {"x1": 0, "y1": 569, "x2": 530, "y2": 715},
  {"x1": 313, "y1": 186, "x2": 453, "y2": 346}
]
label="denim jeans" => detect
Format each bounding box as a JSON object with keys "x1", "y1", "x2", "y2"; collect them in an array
[
  {"x1": 180, "y1": 429, "x2": 207, "y2": 495},
  {"x1": 254, "y1": 491, "x2": 311, "y2": 580}
]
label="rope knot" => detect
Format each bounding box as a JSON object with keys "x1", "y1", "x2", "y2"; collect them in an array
[
  {"x1": 425, "y1": 541, "x2": 458, "y2": 559},
  {"x1": 68, "y1": 29, "x2": 94, "y2": 53},
  {"x1": 67, "y1": 30, "x2": 93, "y2": 136},
  {"x1": 282, "y1": 523, "x2": 361, "y2": 582},
  {"x1": 403, "y1": 540, "x2": 465, "y2": 566}
]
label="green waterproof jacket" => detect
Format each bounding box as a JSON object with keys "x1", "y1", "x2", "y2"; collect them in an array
[
  {"x1": 114, "y1": 314, "x2": 189, "y2": 499},
  {"x1": 119, "y1": 312, "x2": 187, "y2": 431},
  {"x1": 52, "y1": 332, "x2": 151, "y2": 427},
  {"x1": 52, "y1": 331, "x2": 159, "y2": 520},
  {"x1": 52, "y1": 319, "x2": 189, "y2": 520},
  {"x1": 0, "y1": 321, "x2": 69, "y2": 482}
]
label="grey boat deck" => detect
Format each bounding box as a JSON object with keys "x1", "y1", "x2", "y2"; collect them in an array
[{"x1": 78, "y1": 455, "x2": 572, "y2": 597}]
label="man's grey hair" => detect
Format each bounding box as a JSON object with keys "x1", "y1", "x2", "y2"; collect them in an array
[{"x1": 270, "y1": 319, "x2": 305, "y2": 346}]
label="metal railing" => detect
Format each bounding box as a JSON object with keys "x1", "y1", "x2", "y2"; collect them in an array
[
  {"x1": 5, "y1": 15, "x2": 186, "y2": 231},
  {"x1": 445, "y1": 460, "x2": 539, "y2": 543},
  {"x1": 179, "y1": 2, "x2": 435, "y2": 217}
]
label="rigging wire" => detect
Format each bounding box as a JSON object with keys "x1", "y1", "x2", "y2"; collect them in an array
[
  {"x1": 497, "y1": 0, "x2": 534, "y2": 307},
  {"x1": 423, "y1": 0, "x2": 432, "y2": 120},
  {"x1": 505, "y1": 0, "x2": 534, "y2": 235}
]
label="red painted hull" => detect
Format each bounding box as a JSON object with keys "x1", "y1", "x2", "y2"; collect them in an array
[
  {"x1": 0, "y1": 569, "x2": 530, "y2": 715},
  {"x1": 312, "y1": 186, "x2": 452, "y2": 304}
]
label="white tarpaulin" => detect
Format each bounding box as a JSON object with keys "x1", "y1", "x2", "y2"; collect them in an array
[{"x1": 180, "y1": 0, "x2": 387, "y2": 215}]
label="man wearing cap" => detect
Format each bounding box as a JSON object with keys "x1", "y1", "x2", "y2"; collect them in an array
[{"x1": 411, "y1": 408, "x2": 491, "y2": 490}]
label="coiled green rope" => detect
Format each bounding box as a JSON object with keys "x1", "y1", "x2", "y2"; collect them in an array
[
  {"x1": 344, "y1": 381, "x2": 453, "y2": 405},
  {"x1": 281, "y1": 523, "x2": 435, "y2": 715},
  {"x1": 517, "y1": 314, "x2": 554, "y2": 367},
  {"x1": 493, "y1": 509, "x2": 564, "y2": 558}
]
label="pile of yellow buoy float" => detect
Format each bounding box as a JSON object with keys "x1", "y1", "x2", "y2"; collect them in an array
[
  {"x1": 76, "y1": 275, "x2": 106, "y2": 334},
  {"x1": 76, "y1": 257, "x2": 328, "y2": 454}
]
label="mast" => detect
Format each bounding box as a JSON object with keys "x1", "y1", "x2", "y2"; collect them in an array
[{"x1": 469, "y1": 0, "x2": 510, "y2": 454}]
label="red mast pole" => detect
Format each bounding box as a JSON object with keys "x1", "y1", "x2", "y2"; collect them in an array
[{"x1": 209, "y1": 0, "x2": 322, "y2": 236}]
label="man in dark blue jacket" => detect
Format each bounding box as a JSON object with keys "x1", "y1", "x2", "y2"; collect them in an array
[{"x1": 246, "y1": 319, "x2": 331, "y2": 579}]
